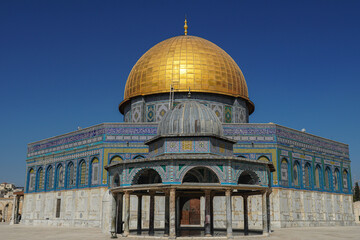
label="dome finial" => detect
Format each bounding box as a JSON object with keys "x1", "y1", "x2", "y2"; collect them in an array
[{"x1": 184, "y1": 16, "x2": 188, "y2": 36}]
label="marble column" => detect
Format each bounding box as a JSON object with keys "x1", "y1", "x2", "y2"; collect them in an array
[
  {"x1": 225, "y1": 189, "x2": 233, "y2": 238},
  {"x1": 123, "y1": 191, "x2": 130, "y2": 237},
  {"x1": 262, "y1": 192, "x2": 268, "y2": 234},
  {"x1": 137, "y1": 195, "x2": 142, "y2": 235},
  {"x1": 243, "y1": 195, "x2": 249, "y2": 236},
  {"x1": 149, "y1": 192, "x2": 155, "y2": 236},
  {"x1": 164, "y1": 191, "x2": 170, "y2": 236},
  {"x1": 11, "y1": 195, "x2": 18, "y2": 224},
  {"x1": 116, "y1": 193, "x2": 123, "y2": 234},
  {"x1": 176, "y1": 196, "x2": 181, "y2": 237},
  {"x1": 204, "y1": 190, "x2": 212, "y2": 236},
  {"x1": 169, "y1": 189, "x2": 176, "y2": 239},
  {"x1": 210, "y1": 195, "x2": 214, "y2": 235},
  {"x1": 110, "y1": 193, "x2": 117, "y2": 236},
  {"x1": 266, "y1": 191, "x2": 271, "y2": 233}
]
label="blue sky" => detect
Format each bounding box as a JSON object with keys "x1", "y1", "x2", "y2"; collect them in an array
[{"x1": 1, "y1": 0, "x2": 359, "y2": 187}]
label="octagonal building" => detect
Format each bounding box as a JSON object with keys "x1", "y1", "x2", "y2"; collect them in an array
[{"x1": 22, "y1": 22, "x2": 354, "y2": 238}]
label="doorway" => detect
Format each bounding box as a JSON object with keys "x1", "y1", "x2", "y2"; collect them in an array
[{"x1": 180, "y1": 197, "x2": 200, "y2": 225}]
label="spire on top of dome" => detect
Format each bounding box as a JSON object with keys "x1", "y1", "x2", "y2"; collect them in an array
[{"x1": 184, "y1": 16, "x2": 188, "y2": 35}]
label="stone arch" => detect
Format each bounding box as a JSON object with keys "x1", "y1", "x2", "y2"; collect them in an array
[
  {"x1": 182, "y1": 166, "x2": 220, "y2": 183},
  {"x1": 109, "y1": 155, "x2": 123, "y2": 164},
  {"x1": 178, "y1": 165, "x2": 223, "y2": 183},
  {"x1": 238, "y1": 170, "x2": 260, "y2": 185},
  {"x1": 132, "y1": 168, "x2": 162, "y2": 185}
]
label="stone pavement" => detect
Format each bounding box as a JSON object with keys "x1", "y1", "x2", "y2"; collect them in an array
[{"x1": 0, "y1": 224, "x2": 360, "y2": 240}]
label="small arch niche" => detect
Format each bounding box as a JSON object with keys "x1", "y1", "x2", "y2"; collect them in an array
[
  {"x1": 132, "y1": 169, "x2": 162, "y2": 185},
  {"x1": 182, "y1": 167, "x2": 219, "y2": 183},
  {"x1": 238, "y1": 170, "x2": 259, "y2": 185}
]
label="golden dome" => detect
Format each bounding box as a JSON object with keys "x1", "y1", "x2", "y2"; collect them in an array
[{"x1": 120, "y1": 35, "x2": 254, "y2": 113}]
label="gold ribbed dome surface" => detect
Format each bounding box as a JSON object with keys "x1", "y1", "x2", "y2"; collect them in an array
[{"x1": 122, "y1": 35, "x2": 252, "y2": 110}]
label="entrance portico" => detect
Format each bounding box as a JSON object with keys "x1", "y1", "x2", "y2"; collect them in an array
[{"x1": 109, "y1": 183, "x2": 271, "y2": 238}]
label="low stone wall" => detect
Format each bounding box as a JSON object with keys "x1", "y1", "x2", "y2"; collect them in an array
[
  {"x1": 21, "y1": 187, "x2": 355, "y2": 235},
  {"x1": 21, "y1": 187, "x2": 110, "y2": 230},
  {"x1": 271, "y1": 188, "x2": 355, "y2": 228}
]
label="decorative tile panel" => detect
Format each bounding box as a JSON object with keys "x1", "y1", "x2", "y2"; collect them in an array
[
  {"x1": 166, "y1": 140, "x2": 179, "y2": 153},
  {"x1": 194, "y1": 140, "x2": 208, "y2": 152},
  {"x1": 224, "y1": 106, "x2": 232, "y2": 123},
  {"x1": 156, "y1": 103, "x2": 169, "y2": 122},
  {"x1": 146, "y1": 104, "x2": 155, "y2": 122},
  {"x1": 211, "y1": 104, "x2": 223, "y2": 122},
  {"x1": 181, "y1": 140, "x2": 193, "y2": 152}
]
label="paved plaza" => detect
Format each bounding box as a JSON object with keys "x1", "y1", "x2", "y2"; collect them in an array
[{"x1": 1, "y1": 224, "x2": 360, "y2": 240}]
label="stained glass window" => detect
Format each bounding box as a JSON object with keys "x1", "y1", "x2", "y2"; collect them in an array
[
  {"x1": 37, "y1": 168, "x2": 44, "y2": 191},
  {"x1": 79, "y1": 161, "x2": 86, "y2": 186}
]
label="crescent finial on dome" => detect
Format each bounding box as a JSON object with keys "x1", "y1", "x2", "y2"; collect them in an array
[{"x1": 184, "y1": 16, "x2": 188, "y2": 36}]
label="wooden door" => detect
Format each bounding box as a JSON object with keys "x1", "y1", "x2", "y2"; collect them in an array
[{"x1": 180, "y1": 197, "x2": 200, "y2": 225}]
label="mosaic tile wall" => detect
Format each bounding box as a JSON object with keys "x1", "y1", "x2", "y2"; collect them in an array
[{"x1": 26, "y1": 123, "x2": 351, "y2": 194}]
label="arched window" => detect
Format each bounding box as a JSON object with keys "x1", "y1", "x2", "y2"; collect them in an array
[
  {"x1": 110, "y1": 156, "x2": 122, "y2": 164},
  {"x1": 315, "y1": 165, "x2": 322, "y2": 189},
  {"x1": 90, "y1": 158, "x2": 100, "y2": 185},
  {"x1": 325, "y1": 167, "x2": 332, "y2": 190},
  {"x1": 36, "y1": 168, "x2": 44, "y2": 191},
  {"x1": 133, "y1": 155, "x2": 145, "y2": 159},
  {"x1": 78, "y1": 160, "x2": 86, "y2": 186},
  {"x1": 258, "y1": 156, "x2": 270, "y2": 161},
  {"x1": 28, "y1": 168, "x2": 35, "y2": 192},
  {"x1": 46, "y1": 166, "x2": 54, "y2": 191},
  {"x1": 343, "y1": 170, "x2": 349, "y2": 192},
  {"x1": 55, "y1": 164, "x2": 64, "y2": 189},
  {"x1": 66, "y1": 162, "x2": 75, "y2": 188},
  {"x1": 304, "y1": 163, "x2": 311, "y2": 188},
  {"x1": 293, "y1": 161, "x2": 301, "y2": 187},
  {"x1": 334, "y1": 168, "x2": 340, "y2": 191},
  {"x1": 281, "y1": 158, "x2": 289, "y2": 186}
]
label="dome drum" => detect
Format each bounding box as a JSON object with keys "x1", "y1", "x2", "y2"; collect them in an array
[{"x1": 121, "y1": 92, "x2": 251, "y2": 124}]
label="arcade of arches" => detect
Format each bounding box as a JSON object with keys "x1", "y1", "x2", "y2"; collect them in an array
[{"x1": 108, "y1": 166, "x2": 271, "y2": 238}]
